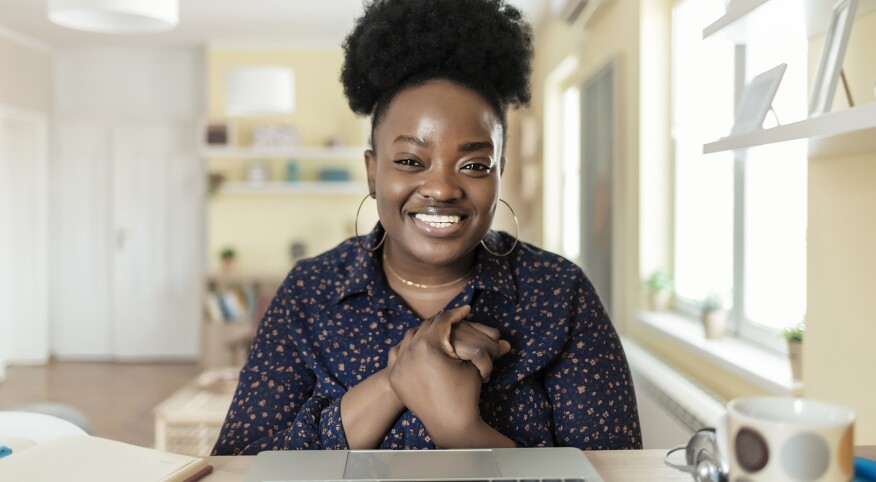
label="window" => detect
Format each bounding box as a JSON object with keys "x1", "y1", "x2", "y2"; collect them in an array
[
  {"x1": 560, "y1": 86, "x2": 582, "y2": 264},
  {"x1": 672, "y1": 0, "x2": 807, "y2": 352}
]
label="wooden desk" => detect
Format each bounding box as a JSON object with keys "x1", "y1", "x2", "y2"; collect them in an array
[{"x1": 202, "y1": 446, "x2": 876, "y2": 482}]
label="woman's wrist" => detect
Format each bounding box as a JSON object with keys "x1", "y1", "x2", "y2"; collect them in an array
[
  {"x1": 430, "y1": 418, "x2": 515, "y2": 449},
  {"x1": 377, "y1": 367, "x2": 405, "y2": 413}
]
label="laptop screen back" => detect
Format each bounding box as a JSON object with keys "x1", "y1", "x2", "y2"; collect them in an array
[{"x1": 343, "y1": 450, "x2": 502, "y2": 480}]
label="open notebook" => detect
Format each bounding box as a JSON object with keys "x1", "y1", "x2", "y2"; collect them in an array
[{"x1": 0, "y1": 435, "x2": 212, "y2": 482}]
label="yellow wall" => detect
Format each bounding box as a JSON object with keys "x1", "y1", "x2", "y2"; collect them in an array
[
  {"x1": 207, "y1": 49, "x2": 365, "y2": 146},
  {"x1": 807, "y1": 152, "x2": 876, "y2": 444},
  {"x1": 206, "y1": 48, "x2": 369, "y2": 275},
  {"x1": 804, "y1": 10, "x2": 876, "y2": 445}
]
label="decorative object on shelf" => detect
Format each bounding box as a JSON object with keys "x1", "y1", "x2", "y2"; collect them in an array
[
  {"x1": 641, "y1": 270, "x2": 673, "y2": 311},
  {"x1": 699, "y1": 292, "x2": 727, "y2": 339},
  {"x1": 225, "y1": 66, "x2": 295, "y2": 116},
  {"x1": 730, "y1": 63, "x2": 787, "y2": 135},
  {"x1": 246, "y1": 161, "x2": 270, "y2": 185},
  {"x1": 202, "y1": 120, "x2": 234, "y2": 147},
  {"x1": 325, "y1": 137, "x2": 346, "y2": 148},
  {"x1": 809, "y1": 0, "x2": 859, "y2": 117},
  {"x1": 252, "y1": 124, "x2": 300, "y2": 148},
  {"x1": 783, "y1": 322, "x2": 804, "y2": 380},
  {"x1": 285, "y1": 161, "x2": 300, "y2": 182},
  {"x1": 48, "y1": 0, "x2": 178, "y2": 33},
  {"x1": 207, "y1": 173, "x2": 225, "y2": 196},
  {"x1": 318, "y1": 167, "x2": 351, "y2": 182},
  {"x1": 220, "y1": 247, "x2": 236, "y2": 274}
]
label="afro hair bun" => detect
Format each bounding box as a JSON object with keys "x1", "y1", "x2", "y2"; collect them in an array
[{"x1": 341, "y1": 0, "x2": 533, "y2": 117}]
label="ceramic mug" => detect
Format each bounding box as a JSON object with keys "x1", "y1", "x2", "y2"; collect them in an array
[{"x1": 718, "y1": 397, "x2": 855, "y2": 482}]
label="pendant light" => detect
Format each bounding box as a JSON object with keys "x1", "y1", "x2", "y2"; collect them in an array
[
  {"x1": 225, "y1": 67, "x2": 296, "y2": 116},
  {"x1": 48, "y1": 0, "x2": 179, "y2": 33}
]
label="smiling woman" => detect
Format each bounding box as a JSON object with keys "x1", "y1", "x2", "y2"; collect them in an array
[{"x1": 212, "y1": 0, "x2": 642, "y2": 454}]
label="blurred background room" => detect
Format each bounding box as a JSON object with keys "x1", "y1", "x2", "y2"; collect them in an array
[{"x1": 1, "y1": 0, "x2": 875, "y2": 456}]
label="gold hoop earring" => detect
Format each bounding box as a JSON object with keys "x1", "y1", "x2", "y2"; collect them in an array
[
  {"x1": 355, "y1": 193, "x2": 386, "y2": 252},
  {"x1": 481, "y1": 199, "x2": 519, "y2": 257}
]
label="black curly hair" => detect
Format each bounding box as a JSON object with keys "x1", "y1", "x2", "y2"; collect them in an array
[{"x1": 341, "y1": 0, "x2": 533, "y2": 151}]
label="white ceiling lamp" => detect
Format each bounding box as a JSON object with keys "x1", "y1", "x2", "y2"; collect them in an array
[
  {"x1": 48, "y1": 0, "x2": 179, "y2": 33},
  {"x1": 225, "y1": 67, "x2": 296, "y2": 116}
]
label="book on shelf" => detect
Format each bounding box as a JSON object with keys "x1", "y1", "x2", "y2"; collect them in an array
[
  {"x1": 203, "y1": 292, "x2": 223, "y2": 324},
  {"x1": 219, "y1": 290, "x2": 247, "y2": 323},
  {"x1": 0, "y1": 435, "x2": 211, "y2": 482}
]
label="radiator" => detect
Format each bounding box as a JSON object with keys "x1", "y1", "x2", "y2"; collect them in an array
[{"x1": 622, "y1": 337, "x2": 727, "y2": 449}]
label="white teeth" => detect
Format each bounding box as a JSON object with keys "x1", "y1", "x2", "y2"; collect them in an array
[{"x1": 414, "y1": 213, "x2": 461, "y2": 228}]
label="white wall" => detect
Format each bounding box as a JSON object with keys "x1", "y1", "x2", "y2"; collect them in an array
[{"x1": 51, "y1": 47, "x2": 205, "y2": 359}]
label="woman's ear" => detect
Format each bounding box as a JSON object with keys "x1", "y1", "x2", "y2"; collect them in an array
[
  {"x1": 364, "y1": 149, "x2": 377, "y2": 196},
  {"x1": 500, "y1": 157, "x2": 506, "y2": 176}
]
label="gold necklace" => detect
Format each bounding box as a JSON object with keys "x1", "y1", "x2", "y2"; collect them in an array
[{"x1": 382, "y1": 254, "x2": 474, "y2": 289}]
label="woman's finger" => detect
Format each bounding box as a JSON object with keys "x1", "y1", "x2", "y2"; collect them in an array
[
  {"x1": 427, "y1": 305, "x2": 471, "y2": 355},
  {"x1": 464, "y1": 321, "x2": 502, "y2": 342}
]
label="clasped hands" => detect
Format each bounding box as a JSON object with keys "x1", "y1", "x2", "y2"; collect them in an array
[{"x1": 386, "y1": 305, "x2": 512, "y2": 447}]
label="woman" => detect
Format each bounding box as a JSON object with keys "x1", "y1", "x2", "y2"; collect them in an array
[{"x1": 213, "y1": 0, "x2": 641, "y2": 453}]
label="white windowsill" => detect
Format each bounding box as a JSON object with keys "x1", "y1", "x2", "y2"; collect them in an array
[{"x1": 636, "y1": 311, "x2": 803, "y2": 396}]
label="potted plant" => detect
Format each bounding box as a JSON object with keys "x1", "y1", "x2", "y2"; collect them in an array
[
  {"x1": 220, "y1": 247, "x2": 236, "y2": 274},
  {"x1": 700, "y1": 293, "x2": 726, "y2": 339},
  {"x1": 642, "y1": 270, "x2": 673, "y2": 311},
  {"x1": 783, "y1": 323, "x2": 804, "y2": 380}
]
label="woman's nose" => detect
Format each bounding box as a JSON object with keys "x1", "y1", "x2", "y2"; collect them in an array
[{"x1": 417, "y1": 164, "x2": 462, "y2": 201}]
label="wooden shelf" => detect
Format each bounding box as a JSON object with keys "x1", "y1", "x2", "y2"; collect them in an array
[
  {"x1": 216, "y1": 181, "x2": 367, "y2": 195},
  {"x1": 703, "y1": 102, "x2": 876, "y2": 158},
  {"x1": 202, "y1": 145, "x2": 366, "y2": 160}
]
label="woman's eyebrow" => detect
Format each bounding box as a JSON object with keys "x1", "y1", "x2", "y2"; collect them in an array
[
  {"x1": 393, "y1": 135, "x2": 428, "y2": 147},
  {"x1": 459, "y1": 141, "x2": 494, "y2": 152}
]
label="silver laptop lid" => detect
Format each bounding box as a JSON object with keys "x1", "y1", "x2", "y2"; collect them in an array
[{"x1": 243, "y1": 447, "x2": 604, "y2": 482}]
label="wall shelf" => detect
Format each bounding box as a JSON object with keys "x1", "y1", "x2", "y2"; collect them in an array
[
  {"x1": 202, "y1": 146, "x2": 367, "y2": 160},
  {"x1": 703, "y1": 102, "x2": 876, "y2": 158},
  {"x1": 704, "y1": 0, "x2": 876, "y2": 40},
  {"x1": 703, "y1": 0, "x2": 772, "y2": 39},
  {"x1": 216, "y1": 181, "x2": 367, "y2": 195}
]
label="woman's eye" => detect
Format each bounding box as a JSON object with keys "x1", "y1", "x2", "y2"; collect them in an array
[
  {"x1": 393, "y1": 159, "x2": 422, "y2": 168},
  {"x1": 462, "y1": 162, "x2": 492, "y2": 173}
]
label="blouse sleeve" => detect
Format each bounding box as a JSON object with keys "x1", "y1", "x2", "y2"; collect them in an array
[
  {"x1": 542, "y1": 273, "x2": 643, "y2": 450},
  {"x1": 211, "y1": 273, "x2": 350, "y2": 454}
]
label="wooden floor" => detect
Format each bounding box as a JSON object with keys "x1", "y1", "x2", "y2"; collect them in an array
[{"x1": 0, "y1": 361, "x2": 202, "y2": 448}]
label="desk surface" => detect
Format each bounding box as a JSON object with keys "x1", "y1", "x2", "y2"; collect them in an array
[{"x1": 204, "y1": 446, "x2": 876, "y2": 481}]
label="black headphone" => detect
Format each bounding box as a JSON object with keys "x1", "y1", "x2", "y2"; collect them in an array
[{"x1": 664, "y1": 428, "x2": 728, "y2": 482}]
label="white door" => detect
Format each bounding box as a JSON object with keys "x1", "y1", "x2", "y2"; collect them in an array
[
  {"x1": 0, "y1": 108, "x2": 49, "y2": 372},
  {"x1": 111, "y1": 123, "x2": 202, "y2": 359}
]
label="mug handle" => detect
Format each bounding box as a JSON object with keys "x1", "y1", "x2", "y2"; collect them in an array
[{"x1": 664, "y1": 444, "x2": 696, "y2": 473}]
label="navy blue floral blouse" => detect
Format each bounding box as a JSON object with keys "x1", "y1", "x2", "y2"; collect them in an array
[{"x1": 213, "y1": 226, "x2": 641, "y2": 454}]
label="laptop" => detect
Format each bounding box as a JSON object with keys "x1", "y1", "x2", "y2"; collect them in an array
[{"x1": 243, "y1": 447, "x2": 604, "y2": 482}]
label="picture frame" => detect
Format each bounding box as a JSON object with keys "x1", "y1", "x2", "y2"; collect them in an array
[
  {"x1": 808, "y1": 0, "x2": 858, "y2": 117},
  {"x1": 730, "y1": 63, "x2": 787, "y2": 136}
]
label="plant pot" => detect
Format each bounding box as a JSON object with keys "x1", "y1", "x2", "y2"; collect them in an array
[
  {"x1": 701, "y1": 310, "x2": 726, "y2": 339},
  {"x1": 649, "y1": 291, "x2": 671, "y2": 311},
  {"x1": 787, "y1": 340, "x2": 803, "y2": 380}
]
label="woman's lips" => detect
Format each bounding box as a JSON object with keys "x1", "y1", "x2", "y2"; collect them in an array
[{"x1": 410, "y1": 212, "x2": 467, "y2": 237}]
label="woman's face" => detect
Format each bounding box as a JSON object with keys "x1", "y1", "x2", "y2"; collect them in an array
[{"x1": 365, "y1": 80, "x2": 503, "y2": 267}]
